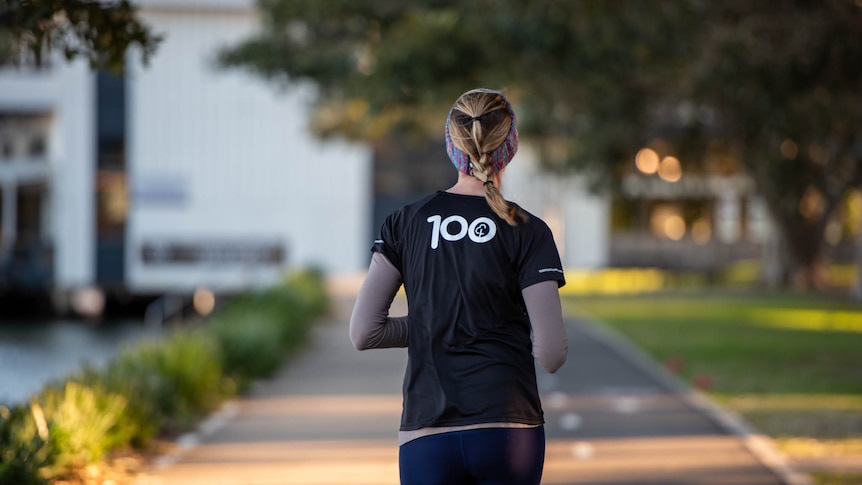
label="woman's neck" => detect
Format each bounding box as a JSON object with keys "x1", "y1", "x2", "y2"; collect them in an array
[{"x1": 445, "y1": 172, "x2": 502, "y2": 196}]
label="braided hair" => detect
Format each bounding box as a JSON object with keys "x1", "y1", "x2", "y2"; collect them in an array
[{"x1": 445, "y1": 89, "x2": 526, "y2": 226}]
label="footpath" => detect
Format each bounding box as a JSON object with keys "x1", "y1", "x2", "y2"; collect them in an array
[{"x1": 133, "y1": 292, "x2": 812, "y2": 485}]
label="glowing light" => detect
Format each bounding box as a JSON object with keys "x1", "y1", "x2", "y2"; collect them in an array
[
  {"x1": 71, "y1": 288, "x2": 105, "y2": 318},
  {"x1": 658, "y1": 156, "x2": 682, "y2": 182},
  {"x1": 635, "y1": 148, "x2": 660, "y2": 174},
  {"x1": 780, "y1": 139, "x2": 798, "y2": 160},
  {"x1": 825, "y1": 220, "x2": 843, "y2": 246},
  {"x1": 193, "y1": 288, "x2": 216, "y2": 316},
  {"x1": 664, "y1": 215, "x2": 686, "y2": 241},
  {"x1": 847, "y1": 190, "x2": 862, "y2": 236},
  {"x1": 799, "y1": 186, "x2": 825, "y2": 221},
  {"x1": 651, "y1": 205, "x2": 683, "y2": 239},
  {"x1": 691, "y1": 219, "x2": 712, "y2": 245}
]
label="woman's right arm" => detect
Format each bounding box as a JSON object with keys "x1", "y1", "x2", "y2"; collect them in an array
[{"x1": 349, "y1": 252, "x2": 408, "y2": 350}]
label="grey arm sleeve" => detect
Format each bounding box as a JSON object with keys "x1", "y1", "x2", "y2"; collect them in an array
[
  {"x1": 522, "y1": 280, "x2": 568, "y2": 373},
  {"x1": 349, "y1": 252, "x2": 409, "y2": 350}
]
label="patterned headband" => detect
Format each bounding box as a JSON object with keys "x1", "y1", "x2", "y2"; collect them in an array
[{"x1": 445, "y1": 90, "x2": 519, "y2": 176}]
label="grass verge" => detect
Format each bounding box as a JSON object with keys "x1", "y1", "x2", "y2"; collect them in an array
[{"x1": 564, "y1": 290, "x2": 862, "y2": 484}]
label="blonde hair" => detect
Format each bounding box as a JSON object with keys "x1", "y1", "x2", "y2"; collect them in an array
[{"x1": 447, "y1": 90, "x2": 526, "y2": 225}]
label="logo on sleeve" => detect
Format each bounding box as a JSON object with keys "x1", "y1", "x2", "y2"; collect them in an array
[{"x1": 426, "y1": 215, "x2": 497, "y2": 250}]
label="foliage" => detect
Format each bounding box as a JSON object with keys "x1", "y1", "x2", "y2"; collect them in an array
[
  {"x1": 566, "y1": 293, "x2": 862, "y2": 393},
  {"x1": 36, "y1": 381, "x2": 133, "y2": 475},
  {"x1": 0, "y1": 405, "x2": 52, "y2": 485},
  {"x1": 810, "y1": 471, "x2": 862, "y2": 485},
  {"x1": 221, "y1": 0, "x2": 862, "y2": 287},
  {"x1": 0, "y1": 269, "x2": 327, "y2": 483},
  {"x1": 108, "y1": 330, "x2": 226, "y2": 433},
  {"x1": 0, "y1": 0, "x2": 162, "y2": 71},
  {"x1": 210, "y1": 270, "x2": 325, "y2": 388}
]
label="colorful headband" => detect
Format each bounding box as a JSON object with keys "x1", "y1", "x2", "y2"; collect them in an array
[{"x1": 445, "y1": 89, "x2": 519, "y2": 176}]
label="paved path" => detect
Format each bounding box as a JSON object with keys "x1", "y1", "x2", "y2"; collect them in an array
[{"x1": 134, "y1": 295, "x2": 807, "y2": 485}]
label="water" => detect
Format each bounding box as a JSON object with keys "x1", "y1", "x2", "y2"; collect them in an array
[{"x1": 0, "y1": 318, "x2": 165, "y2": 406}]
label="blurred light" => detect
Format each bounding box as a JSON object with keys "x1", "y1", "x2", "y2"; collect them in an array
[
  {"x1": 780, "y1": 139, "x2": 798, "y2": 160},
  {"x1": 692, "y1": 219, "x2": 712, "y2": 245},
  {"x1": 635, "y1": 148, "x2": 659, "y2": 174},
  {"x1": 825, "y1": 220, "x2": 843, "y2": 246},
  {"x1": 799, "y1": 186, "x2": 825, "y2": 221},
  {"x1": 847, "y1": 190, "x2": 862, "y2": 236},
  {"x1": 571, "y1": 442, "x2": 595, "y2": 460},
  {"x1": 651, "y1": 205, "x2": 682, "y2": 239},
  {"x1": 752, "y1": 308, "x2": 862, "y2": 333},
  {"x1": 808, "y1": 143, "x2": 829, "y2": 165},
  {"x1": 657, "y1": 156, "x2": 682, "y2": 182},
  {"x1": 71, "y1": 287, "x2": 105, "y2": 318},
  {"x1": 193, "y1": 288, "x2": 216, "y2": 316},
  {"x1": 664, "y1": 215, "x2": 686, "y2": 241},
  {"x1": 559, "y1": 268, "x2": 666, "y2": 296}
]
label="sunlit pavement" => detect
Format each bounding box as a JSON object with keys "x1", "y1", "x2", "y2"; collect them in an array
[{"x1": 134, "y1": 292, "x2": 804, "y2": 485}]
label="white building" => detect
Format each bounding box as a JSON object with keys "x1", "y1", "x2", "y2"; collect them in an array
[
  {"x1": 504, "y1": 143, "x2": 610, "y2": 270},
  {"x1": 0, "y1": 0, "x2": 372, "y2": 314}
]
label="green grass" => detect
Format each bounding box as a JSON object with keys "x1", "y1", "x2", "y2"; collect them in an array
[
  {"x1": 564, "y1": 290, "x2": 862, "y2": 469},
  {"x1": 811, "y1": 472, "x2": 862, "y2": 485},
  {"x1": 565, "y1": 292, "x2": 862, "y2": 394}
]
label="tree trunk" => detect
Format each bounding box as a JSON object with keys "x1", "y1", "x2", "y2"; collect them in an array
[
  {"x1": 780, "y1": 220, "x2": 829, "y2": 291},
  {"x1": 761, "y1": 220, "x2": 790, "y2": 289}
]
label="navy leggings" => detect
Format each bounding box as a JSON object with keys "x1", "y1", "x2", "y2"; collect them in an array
[{"x1": 398, "y1": 426, "x2": 545, "y2": 485}]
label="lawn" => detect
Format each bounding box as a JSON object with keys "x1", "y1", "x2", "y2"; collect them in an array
[{"x1": 564, "y1": 291, "x2": 862, "y2": 484}]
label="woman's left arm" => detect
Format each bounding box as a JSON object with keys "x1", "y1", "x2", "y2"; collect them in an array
[
  {"x1": 522, "y1": 280, "x2": 568, "y2": 373},
  {"x1": 349, "y1": 252, "x2": 408, "y2": 350}
]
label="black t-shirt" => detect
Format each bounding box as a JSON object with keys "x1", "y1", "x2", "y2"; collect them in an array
[{"x1": 373, "y1": 191, "x2": 565, "y2": 431}]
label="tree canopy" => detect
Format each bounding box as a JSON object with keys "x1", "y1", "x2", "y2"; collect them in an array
[
  {"x1": 0, "y1": 0, "x2": 161, "y2": 71},
  {"x1": 221, "y1": 0, "x2": 862, "y2": 288}
]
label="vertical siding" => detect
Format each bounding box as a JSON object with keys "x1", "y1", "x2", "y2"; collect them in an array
[
  {"x1": 127, "y1": 9, "x2": 371, "y2": 291},
  {"x1": 55, "y1": 62, "x2": 97, "y2": 287}
]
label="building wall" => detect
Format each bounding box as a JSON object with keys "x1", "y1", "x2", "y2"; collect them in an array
[
  {"x1": 127, "y1": 4, "x2": 371, "y2": 292},
  {"x1": 504, "y1": 143, "x2": 610, "y2": 270},
  {"x1": 0, "y1": 60, "x2": 97, "y2": 289}
]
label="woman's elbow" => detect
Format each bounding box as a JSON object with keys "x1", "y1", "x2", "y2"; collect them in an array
[
  {"x1": 349, "y1": 323, "x2": 372, "y2": 351},
  {"x1": 537, "y1": 347, "x2": 568, "y2": 374}
]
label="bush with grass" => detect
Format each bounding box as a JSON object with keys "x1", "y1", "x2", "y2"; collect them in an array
[
  {"x1": 0, "y1": 269, "x2": 328, "y2": 484},
  {"x1": 0, "y1": 404, "x2": 53, "y2": 485}
]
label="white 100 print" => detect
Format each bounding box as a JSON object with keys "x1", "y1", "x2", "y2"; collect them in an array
[{"x1": 426, "y1": 215, "x2": 497, "y2": 249}]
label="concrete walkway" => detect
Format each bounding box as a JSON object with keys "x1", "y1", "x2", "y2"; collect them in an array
[{"x1": 134, "y1": 295, "x2": 810, "y2": 485}]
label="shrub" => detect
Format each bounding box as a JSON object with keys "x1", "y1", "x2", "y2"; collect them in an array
[
  {"x1": 78, "y1": 358, "x2": 164, "y2": 448},
  {"x1": 1, "y1": 267, "x2": 329, "y2": 483},
  {"x1": 284, "y1": 268, "x2": 328, "y2": 322},
  {"x1": 0, "y1": 405, "x2": 53, "y2": 485},
  {"x1": 210, "y1": 270, "x2": 326, "y2": 383},
  {"x1": 115, "y1": 330, "x2": 225, "y2": 432},
  {"x1": 209, "y1": 313, "x2": 283, "y2": 388},
  {"x1": 36, "y1": 381, "x2": 133, "y2": 476}
]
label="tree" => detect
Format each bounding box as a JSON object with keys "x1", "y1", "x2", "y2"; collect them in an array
[
  {"x1": 220, "y1": 0, "x2": 862, "y2": 289},
  {"x1": 0, "y1": 0, "x2": 161, "y2": 71}
]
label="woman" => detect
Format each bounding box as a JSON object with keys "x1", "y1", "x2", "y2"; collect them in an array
[{"x1": 350, "y1": 88, "x2": 568, "y2": 485}]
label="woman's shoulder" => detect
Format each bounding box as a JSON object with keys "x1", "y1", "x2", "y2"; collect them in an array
[{"x1": 510, "y1": 203, "x2": 551, "y2": 231}]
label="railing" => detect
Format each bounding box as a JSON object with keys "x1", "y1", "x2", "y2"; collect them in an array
[
  {"x1": 0, "y1": 241, "x2": 54, "y2": 289},
  {"x1": 608, "y1": 233, "x2": 763, "y2": 271}
]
